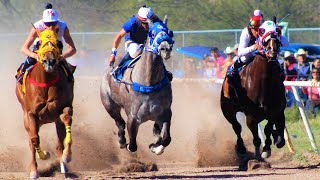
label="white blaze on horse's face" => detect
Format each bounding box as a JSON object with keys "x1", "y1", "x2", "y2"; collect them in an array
[
  {"x1": 158, "y1": 41, "x2": 172, "y2": 60},
  {"x1": 42, "y1": 42, "x2": 58, "y2": 73}
]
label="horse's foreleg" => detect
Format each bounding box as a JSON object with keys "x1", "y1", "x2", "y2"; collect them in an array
[
  {"x1": 59, "y1": 107, "x2": 73, "y2": 167},
  {"x1": 246, "y1": 117, "x2": 261, "y2": 160},
  {"x1": 262, "y1": 121, "x2": 273, "y2": 158},
  {"x1": 126, "y1": 116, "x2": 139, "y2": 152},
  {"x1": 150, "y1": 109, "x2": 172, "y2": 155},
  {"x1": 25, "y1": 112, "x2": 46, "y2": 179},
  {"x1": 274, "y1": 113, "x2": 286, "y2": 148}
]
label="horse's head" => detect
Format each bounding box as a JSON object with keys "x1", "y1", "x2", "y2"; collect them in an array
[
  {"x1": 148, "y1": 19, "x2": 174, "y2": 60},
  {"x1": 36, "y1": 29, "x2": 61, "y2": 72},
  {"x1": 258, "y1": 20, "x2": 281, "y2": 60}
]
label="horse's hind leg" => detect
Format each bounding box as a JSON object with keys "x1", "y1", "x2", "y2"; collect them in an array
[
  {"x1": 58, "y1": 107, "x2": 73, "y2": 173},
  {"x1": 150, "y1": 109, "x2": 172, "y2": 155},
  {"x1": 101, "y1": 93, "x2": 126, "y2": 149}
]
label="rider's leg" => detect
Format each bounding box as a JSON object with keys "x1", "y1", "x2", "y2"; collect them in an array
[
  {"x1": 226, "y1": 57, "x2": 244, "y2": 78},
  {"x1": 59, "y1": 59, "x2": 75, "y2": 82},
  {"x1": 16, "y1": 57, "x2": 37, "y2": 82}
]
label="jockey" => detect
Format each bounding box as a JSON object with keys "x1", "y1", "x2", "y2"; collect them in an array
[
  {"x1": 226, "y1": 9, "x2": 289, "y2": 82},
  {"x1": 16, "y1": 3, "x2": 76, "y2": 83},
  {"x1": 108, "y1": 5, "x2": 163, "y2": 69}
]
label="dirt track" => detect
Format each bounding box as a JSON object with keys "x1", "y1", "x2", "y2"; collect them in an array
[{"x1": 1, "y1": 60, "x2": 320, "y2": 179}]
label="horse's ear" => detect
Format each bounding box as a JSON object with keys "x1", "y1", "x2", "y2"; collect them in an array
[
  {"x1": 163, "y1": 15, "x2": 168, "y2": 25},
  {"x1": 272, "y1": 16, "x2": 277, "y2": 24}
]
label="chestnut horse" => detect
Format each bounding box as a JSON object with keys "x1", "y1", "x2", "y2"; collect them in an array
[
  {"x1": 16, "y1": 29, "x2": 74, "y2": 179},
  {"x1": 100, "y1": 20, "x2": 173, "y2": 155},
  {"x1": 220, "y1": 20, "x2": 286, "y2": 169}
]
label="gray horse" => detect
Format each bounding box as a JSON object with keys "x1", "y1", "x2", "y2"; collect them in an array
[{"x1": 100, "y1": 20, "x2": 173, "y2": 155}]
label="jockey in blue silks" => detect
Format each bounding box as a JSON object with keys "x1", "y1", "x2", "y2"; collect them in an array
[{"x1": 108, "y1": 5, "x2": 164, "y2": 70}]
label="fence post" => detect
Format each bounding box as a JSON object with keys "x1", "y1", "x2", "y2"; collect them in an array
[{"x1": 291, "y1": 86, "x2": 318, "y2": 151}]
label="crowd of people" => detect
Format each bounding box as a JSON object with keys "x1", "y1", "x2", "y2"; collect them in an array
[{"x1": 283, "y1": 49, "x2": 320, "y2": 117}]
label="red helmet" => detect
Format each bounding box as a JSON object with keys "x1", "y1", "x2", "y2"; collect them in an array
[{"x1": 249, "y1": 15, "x2": 262, "y2": 29}]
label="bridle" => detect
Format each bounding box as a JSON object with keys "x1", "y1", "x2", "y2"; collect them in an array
[{"x1": 258, "y1": 28, "x2": 281, "y2": 61}]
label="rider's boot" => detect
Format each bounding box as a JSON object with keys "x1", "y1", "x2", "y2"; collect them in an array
[
  {"x1": 277, "y1": 61, "x2": 286, "y2": 82},
  {"x1": 111, "y1": 52, "x2": 131, "y2": 77},
  {"x1": 15, "y1": 57, "x2": 37, "y2": 83},
  {"x1": 226, "y1": 58, "x2": 243, "y2": 86},
  {"x1": 59, "y1": 60, "x2": 75, "y2": 82}
]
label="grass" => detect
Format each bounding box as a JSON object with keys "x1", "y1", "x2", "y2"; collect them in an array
[
  {"x1": 259, "y1": 106, "x2": 320, "y2": 164},
  {"x1": 282, "y1": 107, "x2": 320, "y2": 163}
]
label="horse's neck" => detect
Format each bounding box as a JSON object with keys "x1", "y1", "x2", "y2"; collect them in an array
[{"x1": 132, "y1": 51, "x2": 165, "y2": 85}]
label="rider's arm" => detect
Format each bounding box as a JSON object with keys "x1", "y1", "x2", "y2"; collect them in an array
[
  {"x1": 20, "y1": 27, "x2": 38, "y2": 59},
  {"x1": 108, "y1": 28, "x2": 126, "y2": 64},
  {"x1": 61, "y1": 27, "x2": 76, "y2": 59},
  {"x1": 112, "y1": 29, "x2": 126, "y2": 50},
  {"x1": 238, "y1": 28, "x2": 257, "y2": 57}
]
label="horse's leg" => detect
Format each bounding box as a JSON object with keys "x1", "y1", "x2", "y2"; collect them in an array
[
  {"x1": 274, "y1": 113, "x2": 286, "y2": 148},
  {"x1": 101, "y1": 94, "x2": 126, "y2": 148},
  {"x1": 150, "y1": 109, "x2": 172, "y2": 155},
  {"x1": 58, "y1": 107, "x2": 73, "y2": 173},
  {"x1": 25, "y1": 112, "x2": 49, "y2": 179},
  {"x1": 261, "y1": 121, "x2": 273, "y2": 158},
  {"x1": 153, "y1": 122, "x2": 163, "y2": 144},
  {"x1": 126, "y1": 115, "x2": 139, "y2": 152},
  {"x1": 246, "y1": 116, "x2": 262, "y2": 160}
]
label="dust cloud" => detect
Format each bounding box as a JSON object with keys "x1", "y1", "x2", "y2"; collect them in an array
[{"x1": 0, "y1": 29, "x2": 253, "y2": 174}]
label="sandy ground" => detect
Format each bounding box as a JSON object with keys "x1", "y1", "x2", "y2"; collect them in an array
[{"x1": 0, "y1": 47, "x2": 319, "y2": 179}]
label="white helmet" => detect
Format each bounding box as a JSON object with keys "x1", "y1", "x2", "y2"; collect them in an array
[
  {"x1": 42, "y1": 9, "x2": 58, "y2": 23},
  {"x1": 138, "y1": 6, "x2": 154, "y2": 21}
]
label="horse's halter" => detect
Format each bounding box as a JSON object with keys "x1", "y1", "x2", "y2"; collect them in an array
[
  {"x1": 258, "y1": 29, "x2": 281, "y2": 61},
  {"x1": 36, "y1": 30, "x2": 61, "y2": 72}
]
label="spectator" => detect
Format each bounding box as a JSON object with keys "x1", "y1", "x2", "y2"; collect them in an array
[
  {"x1": 295, "y1": 48, "x2": 310, "y2": 81},
  {"x1": 294, "y1": 48, "x2": 310, "y2": 106},
  {"x1": 221, "y1": 46, "x2": 235, "y2": 77},
  {"x1": 209, "y1": 47, "x2": 225, "y2": 78},
  {"x1": 306, "y1": 68, "x2": 320, "y2": 117},
  {"x1": 203, "y1": 53, "x2": 216, "y2": 78},
  {"x1": 311, "y1": 58, "x2": 320, "y2": 69},
  {"x1": 233, "y1": 43, "x2": 239, "y2": 61},
  {"x1": 283, "y1": 51, "x2": 298, "y2": 107}
]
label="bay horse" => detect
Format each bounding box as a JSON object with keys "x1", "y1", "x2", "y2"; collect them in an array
[
  {"x1": 100, "y1": 19, "x2": 173, "y2": 155},
  {"x1": 220, "y1": 20, "x2": 286, "y2": 169},
  {"x1": 16, "y1": 29, "x2": 74, "y2": 179}
]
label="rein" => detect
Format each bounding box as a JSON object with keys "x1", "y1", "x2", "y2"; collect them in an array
[{"x1": 27, "y1": 64, "x2": 61, "y2": 88}]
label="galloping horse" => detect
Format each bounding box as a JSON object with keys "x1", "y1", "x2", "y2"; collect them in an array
[
  {"x1": 16, "y1": 29, "x2": 74, "y2": 179},
  {"x1": 220, "y1": 20, "x2": 286, "y2": 169},
  {"x1": 100, "y1": 20, "x2": 173, "y2": 155}
]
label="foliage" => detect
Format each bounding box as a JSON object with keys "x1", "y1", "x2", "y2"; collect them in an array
[{"x1": 0, "y1": 0, "x2": 319, "y2": 33}]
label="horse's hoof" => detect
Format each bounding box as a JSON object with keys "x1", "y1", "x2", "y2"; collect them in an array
[
  {"x1": 275, "y1": 137, "x2": 285, "y2": 148},
  {"x1": 30, "y1": 170, "x2": 39, "y2": 179},
  {"x1": 120, "y1": 143, "x2": 127, "y2": 149},
  {"x1": 126, "y1": 144, "x2": 137, "y2": 152},
  {"x1": 61, "y1": 153, "x2": 72, "y2": 163},
  {"x1": 36, "y1": 151, "x2": 50, "y2": 160},
  {"x1": 261, "y1": 150, "x2": 271, "y2": 159},
  {"x1": 150, "y1": 144, "x2": 165, "y2": 155},
  {"x1": 60, "y1": 161, "x2": 68, "y2": 174}
]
